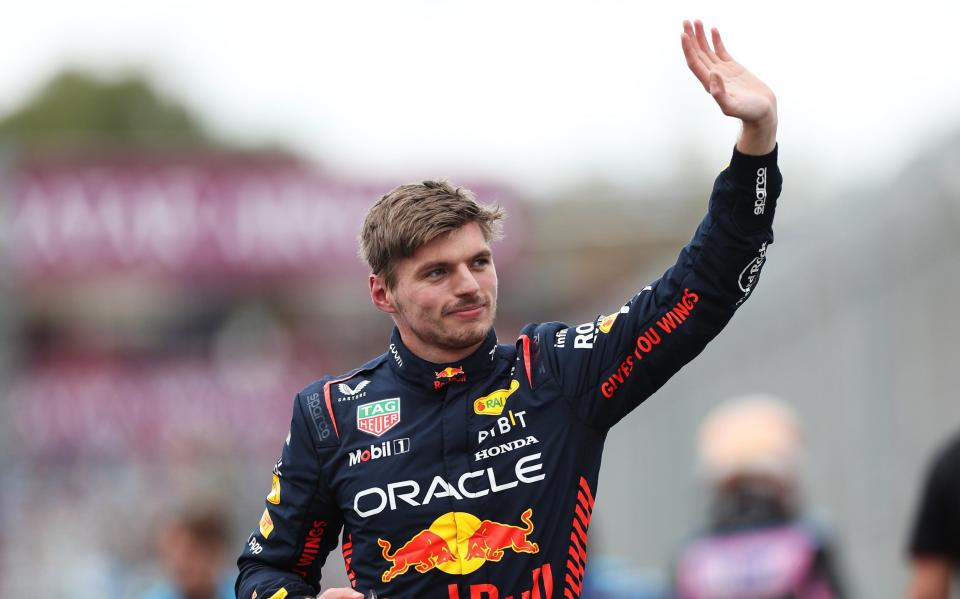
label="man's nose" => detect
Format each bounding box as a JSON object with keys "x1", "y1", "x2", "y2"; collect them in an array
[{"x1": 452, "y1": 264, "x2": 481, "y2": 296}]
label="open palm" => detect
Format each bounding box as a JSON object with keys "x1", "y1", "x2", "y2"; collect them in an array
[{"x1": 681, "y1": 20, "x2": 776, "y2": 125}]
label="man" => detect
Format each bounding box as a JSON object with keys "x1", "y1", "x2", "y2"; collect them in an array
[
  {"x1": 237, "y1": 19, "x2": 782, "y2": 599},
  {"x1": 907, "y1": 431, "x2": 960, "y2": 598},
  {"x1": 143, "y1": 505, "x2": 236, "y2": 599},
  {"x1": 673, "y1": 396, "x2": 845, "y2": 598}
]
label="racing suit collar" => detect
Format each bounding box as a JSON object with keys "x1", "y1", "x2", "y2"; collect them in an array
[{"x1": 387, "y1": 327, "x2": 499, "y2": 391}]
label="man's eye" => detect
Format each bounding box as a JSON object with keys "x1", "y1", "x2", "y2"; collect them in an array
[
  {"x1": 473, "y1": 258, "x2": 490, "y2": 267},
  {"x1": 426, "y1": 268, "x2": 445, "y2": 278}
]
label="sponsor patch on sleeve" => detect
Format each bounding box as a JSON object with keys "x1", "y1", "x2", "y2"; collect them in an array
[
  {"x1": 259, "y1": 508, "x2": 274, "y2": 539},
  {"x1": 303, "y1": 390, "x2": 338, "y2": 446},
  {"x1": 267, "y1": 473, "x2": 281, "y2": 505}
]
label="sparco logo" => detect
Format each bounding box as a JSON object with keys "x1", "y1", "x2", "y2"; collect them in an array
[
  {"x1": 349, "y1": 437, "x2": 411, "y2": 467},
  {"x1": 754, "y1": 167, "x2": 768, "y2": 215},
  {"x1": 306, "y1": 392, "x2": 331, "y2": 440}
]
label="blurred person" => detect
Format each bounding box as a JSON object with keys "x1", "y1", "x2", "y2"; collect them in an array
[
  {"x1": 237, "y1": 20, "x2": 782, "y2": 599},
  {"x1": 578, "y1": 522, "x2": 669, "y2": 598},
  {"x1": 581, "y1": 554, "x2": 669, "y2": 598},
  {"x1": 672, "y1": 396, "x2": 845, "y2": 599},
  {"x1": 142, "y1": 505, "x2": 235, "y2": 599},
  {"x1": 907, "y1": 431, "x2": 960, "y2": 599}
]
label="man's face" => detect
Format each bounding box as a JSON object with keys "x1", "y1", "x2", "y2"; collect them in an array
[{"x1": 382, "y1": 222, "x2": 498, "y2": 358}]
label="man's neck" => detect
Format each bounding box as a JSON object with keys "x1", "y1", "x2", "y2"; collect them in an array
[{"x1": 396, "y1": 329, "x2": 485, "y2": 364}]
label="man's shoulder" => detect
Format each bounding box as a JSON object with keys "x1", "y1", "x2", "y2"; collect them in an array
[
  {"x1": 508, "y1": 321, "x2": 571, "y2": 387},
  {"x1": 517, "y1": 320, "x2": 574, "y2": 358},
  {"x1": 518, "y1": 321, "x2": 570, "y2": 340},
  {"x1": 292, "y1": 352, "x2": 392, "y2": 447},
  {"x1": 296, "y1": 353, "x2": 391, "y2": 397}
]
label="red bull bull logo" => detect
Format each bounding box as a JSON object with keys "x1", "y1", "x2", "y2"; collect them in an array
[
  {"x1": 378, "y1": 509, "x2": 539, "y2": 583},
  {"x1": 466, "y1": 508, "x2": 539, "y2": 561},
  {"x1": 435, "y1": 366, "x2": 467, "y2": 390},
  {"x1": 378, "y1": 530, "x2": 456, "y2": 583}
]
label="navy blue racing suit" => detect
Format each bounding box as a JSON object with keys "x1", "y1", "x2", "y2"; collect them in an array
[{"x1": 236, "y1": 146, "x2": 782, "y2": 599}]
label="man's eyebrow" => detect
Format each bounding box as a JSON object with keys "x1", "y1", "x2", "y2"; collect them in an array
[
  {"x1": 417, "y1": 260, "x2": 449, "y2": 274},
  {"x1": 417, "y1": 250, "x2": 492, "y2": 274}
]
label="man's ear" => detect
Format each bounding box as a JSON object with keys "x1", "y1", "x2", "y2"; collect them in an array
[{"x1": 369, "y1": 274, "x2": 398, "y2": 314}]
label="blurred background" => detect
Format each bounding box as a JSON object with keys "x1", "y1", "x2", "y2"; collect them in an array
[{"x1": 1, "y1": 1, "x2": 958, "y2": 597}]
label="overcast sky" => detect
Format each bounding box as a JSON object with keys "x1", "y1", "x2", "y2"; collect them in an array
[{"x1": 2, "y1": 0, "x2": 958, "y2": 196}]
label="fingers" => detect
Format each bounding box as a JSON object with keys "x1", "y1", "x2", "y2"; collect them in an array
[
  {"x1": 681, "y1": 21, "x2": 711, "y2": 91},
  {"x1": 681, "y1": 19, "x2": 729, "y2": 64},
  {"x1": 711, "y1": 27, "x2": 733, "y2": 61},
  {"x1": 693, "y1": 20, "x2": 719, "y2": 64}
]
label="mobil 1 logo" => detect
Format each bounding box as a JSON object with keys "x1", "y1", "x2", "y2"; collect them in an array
[{"x1": 348, "y1": 438, "x2": 411, "y2": 467}]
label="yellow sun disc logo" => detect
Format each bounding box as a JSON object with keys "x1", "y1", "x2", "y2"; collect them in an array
[{"x1": 432, "y1": 512, "x2": 486, "y2": 575}]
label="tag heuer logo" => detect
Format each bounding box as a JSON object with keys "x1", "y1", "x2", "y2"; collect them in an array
[{"x1": 357, "y1": 398, "x2": 401, "y2": 437}]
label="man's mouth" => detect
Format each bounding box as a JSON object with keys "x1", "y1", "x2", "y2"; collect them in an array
[{"x1": 447, "y1": 303, "x2": 486, "y2": 318}]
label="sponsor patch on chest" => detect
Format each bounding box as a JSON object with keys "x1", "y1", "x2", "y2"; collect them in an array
[{"x1": 357, "y1": 398, "x2": 401, "y2": 437}]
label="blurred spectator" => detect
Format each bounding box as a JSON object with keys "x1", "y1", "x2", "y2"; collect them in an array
[
  {"x1": 907, "y1": 431, "x2": 960, "y2": 599},
  {"x1": 581, "y1": 554, "x2": 668, "y2": 598},
  {"x1": 672, "y1": 395, "x2": 846, "y2": 599},
  {"x1": 140, "y1": 504, "x2": 235, "y2": 599}
]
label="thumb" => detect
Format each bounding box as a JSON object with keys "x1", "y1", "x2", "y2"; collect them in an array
[{"x1": 708, "y1": 71, "x2": 726, "y2": 100}]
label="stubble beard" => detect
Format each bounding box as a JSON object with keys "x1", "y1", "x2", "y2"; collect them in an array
[{"x1": 400, "y1": 296, "x2": 497, "y2": 355}]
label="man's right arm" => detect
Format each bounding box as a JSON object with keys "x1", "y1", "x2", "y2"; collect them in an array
[
  {"x1": 236, "y1": 391, "x2": 349, "y2": 599},
  {"x1": 522, "y1": 144, "x2": 780, "y2": 429}
]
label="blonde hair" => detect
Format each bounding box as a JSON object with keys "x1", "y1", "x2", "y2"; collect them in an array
[{"x1": 359, "y1": 180, "x2": 504, "y2": 288}]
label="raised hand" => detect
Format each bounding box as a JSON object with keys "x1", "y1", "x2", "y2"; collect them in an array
[{"x1": 681, "y1": 19, "x2": 777, "y2": 155}]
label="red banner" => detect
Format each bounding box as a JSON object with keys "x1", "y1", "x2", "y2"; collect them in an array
[{"x1": 4, "y1": 156, "x2": 520, "y2": 284}]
